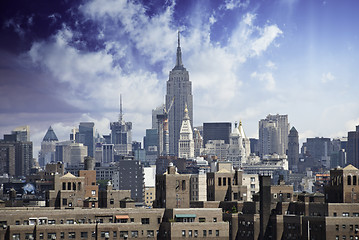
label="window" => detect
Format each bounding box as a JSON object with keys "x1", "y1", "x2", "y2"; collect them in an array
[
  {"x1": 62, "y1": 182, "x2": 66, "y2": 190},
  {"x1": 251, "y1": 184, "x2": 255, "y2": 189},
  {"x1": 68, "y1": 232, "x2": 75, "y2": 239},
  {"x1": 199, "y1": 218, "x2": 206, "y2": 222},
  {"x1": 66, "y1": 219, "x2": 74, "y2": 224},
  {"x1": 213, "y1": 218, "x2": 217, "y2": 222},
  {"x1": 216, "y1": 230, "x2": 219, "y2": 236},
  {"x1": 113, "y1": 231, "x2": 117, "y2": 238},
  {"x1": 350, "y1": 225, "x2": 354, "y2": 231},
  {"x1": 287, "y1": 193, "x2": 291, "y2": 199},
  {"x1": 48, "y1": 220, "x2": 55, "y2": 225},
  {"x1": 131, "y1": 231, "x2": 138, "y2": 237},
  {"x1": 343, "y1": 225, "x2": 347, "y2": 229},
  {"x1": 60, "y1": 232, "x2": 64, "y2": 239},
  {"x1": 147, "y1": 230, "x2": 154, "y2": 238},
  {"x1": 12, "y1": 234, "x2": 20, "y2": 240},
  {"x1": 39, "y1": 233, "x2": 44, "y2": 240},
  {"x1": 223, "y1": 177, "x2": 226, "y2": 186},
  {"x1": 336, "y1": 236, "x2": 339, "y2": 240},
  {"x1": 47, "y1": 233, "x2": 56, "y2": 240},
  {"x1": 158, "y1": 218, "x2": 161, "y2": 224},
  {"x1": 110, "y1": 199, "x2": 114, "y2": 204},
  {"x1": 15, "y1": 221, "x2": 20, "y2": 225},
  {"x1": 194, "y1": 230, "x2": 198, "y2": 238},
  {"x1": 62, "y1": 198, "x2": 67, "y2": 206},
  {"x1": 91, "y1": 190, "x2": 96, "y2": 196},
  {"x1": 120, "y1": 231, "x2": 128, "y2": 238},
  {"x1": 209, "y1": 230, "x2": 212, "y2": 235},
  {"x1": 336, "y1": 225, "x2": 339, "y2": 231},
  {"x1": 182, "y1": 180, "x2": 186, "y2": 190},
  {"x1": 120, "y1": 219, "x2": 127, "y2": 223},
  {"x1": 25, "y1": 233, "x2": 34, "y2": 240},
  {"x1": 130, "y1": 218, "x2": 134, "y2": 222},
  {"x1": 348, "y1": 176, "x2": 352, "y2": 185},
  {"x1": 250, "y1": 177, "x2": 255, "y2": 182},
  {"x1": 182, "y1": 230, "x2": 186, "y2": 237},
  {"x1": 141, "y1": 218, "x2": 150, "y2": 224},
  {"x1": 354, "y1": 176, "x2": 357, "y2": 185},
  {"x1": 81, "y1": 232, "x2": 88, "y2": 238},
  {"x1": 334, "y1": 212, "x2": 337, "y2": 217},
  {"x1": 203, "y1": 230, "x2": 207, "y2": 237},
  {"x1": 68, "y1": 182, "x2": 71, "y2": 190},
  {"x1": 189, "y1": 230, "x2": 192, "y2": 237},
  {"x1": 218, "y1": 177, "x2": 222, "y2": 186},
  {"x1": 343, "y1": 212, "x2": 350, "y2": 217},
  {"x1": 91, "y1": 232, "x2": 95, "y2": 238}
]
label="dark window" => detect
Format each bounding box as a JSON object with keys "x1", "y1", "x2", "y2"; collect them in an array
[
  {"x1": 68, "y1": 232, "x2": 75, "y2": 239},
  {"x1": 218, "y1": 177, "x2": 222, "y2": 186},
  {"x1": 68, "y1": 182, "x2": 71, "y2": 190},
  {"x1": 110, "y1": 199, "x2": 114, "y2": 204},
  {"x1": 141, "y1": 218, "x2": 150, "y2": 224},
  {"x1": 182, "y1": 180, "x2": 186, "y2": 190},
  {"x1": 62, "y1": 198, "x2": 67, "y2": 206},
  {"x1": 223, "y1": 177, "x2": 226, "y2": 186},
  {"x1": 348, "y1": 176, "x2": 352, "y2": 185},
  {"x1": 73, "y1": 182, "x2": 76, "y2": 190},
  {"x1": 81, "y1": 232, "x2": 88, "y2": 239},
  {"x1": 354, "y1": 176, "x2": 357, "y2": 185},
  {"x1": 62, "y1": 182, "x2": 66, "y2": 190},
  {"x1": 157, "y1": 218, "x2": 161, "y2": 224},
  {"x1": 216, "y1": 230, "x2": 219, "y2": 236}
]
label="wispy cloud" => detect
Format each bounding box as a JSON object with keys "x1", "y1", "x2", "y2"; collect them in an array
[{"x1": 321, "y1": 72, "x2": 335, "y2": 83}]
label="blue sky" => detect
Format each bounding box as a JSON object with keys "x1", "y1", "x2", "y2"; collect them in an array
[{"x1": 1, "y1": 0, "x2": 359, "y2": 154}]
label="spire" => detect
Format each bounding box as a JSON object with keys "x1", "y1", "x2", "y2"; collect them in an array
[
  {"x1": 175, "y1": 31, "x2": 183, "y2": 68},
  {"x1": 183, "y1": 104, "x2": 189, "y2": 120},
  {"x1": 43, "y1": 126, "x2": 58, "y2": 142},
  {"x1": 119, "y1": 94, "x2": 124, "y2": 123}
]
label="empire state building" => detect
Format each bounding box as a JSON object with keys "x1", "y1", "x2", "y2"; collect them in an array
[{"x1": 166, "y1": 32, "x2": 193, "y2": 156}]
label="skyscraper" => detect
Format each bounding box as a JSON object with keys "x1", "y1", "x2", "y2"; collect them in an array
[
  {"x1": 203, "y1": 122, "x2": 232, "y2": 146},
  {"x1": 110, "y1": 96, "x2": 132, "y2": 156},
  {"x1": 347, "y1": 126, "x2": 359, "y2": 168},
  {"x1": 39, "y1": 126, "x2": 59, "y2": 167},
  {"x1": 287, "y1": 127, "x2": 299, "y2": 171},
  {"x1": 259, "y1": 114, "x2": 289, "y2": 157},
  {"x1": 78, "y1": 122, "x2": 95, "y2": 157},
  {"x1": 166, "y1": 32, "x2": 193, "y2": 156}
]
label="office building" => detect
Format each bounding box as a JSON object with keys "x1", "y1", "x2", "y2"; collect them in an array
[
  {"x1": 166, "y1": 32, "x2": 193, "y2": 156},
  {"x1": 0, "y1": 142, "x2": 15, "y2": 176},
  {"x1": 203, "y1": 122, "x2": 231, "y2": 146},
  {"x1": 178, "y1": 105, "x2": 194, "y2": 159},
  {"x1": 110, "y1": 97, "x2": 132, "y2": 156},
  {"x1": 347, "y1": 126, "x2": 359, "y2": 168},
  {"x1": 39, "y1": 126, "x2": 58, "y2": 167},
  {"x1": 287, "y1": 126, "x2": 299, "y2": 172}
]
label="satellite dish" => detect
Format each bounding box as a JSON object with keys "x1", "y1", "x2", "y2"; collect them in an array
[{"x1": 23, "y1": 183, "x2": 35, "y2": 195}]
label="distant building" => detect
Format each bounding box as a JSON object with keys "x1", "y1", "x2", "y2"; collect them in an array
[
  {"x1": 178, "y1": 105, "x2": 194, "y2": 159},
  {"x1": 77, "y1": 122, "x2": 95, "y2": 157},
  {"x1": 0, "y1": 142, "x2": 15, "y2": 176},
  {"x1": 259, "y1": 114, "x2": 289, "y2": 157},
  {"x1": 203, "y1": 122, "x2": 231, "y2": 146},
  {"x1": 204, "y1": 140, "x2": 228, "y2": 161},
  {"x1": 347, "y1": 125, "x2": 359, "y2": 168},
  {"x1": 166, "y1": 32, "x2": 193, "y2": 157},
  {"x1": 39, "y1": 126, "x2": 58, "y2": 167},
  {"x1": 227, "y1": 121, "x2": 250, "y2": 168},
  {"x1": 287, "y1": 126, "x2": 299, "y2": 172},
  {"x1": 55, "y1": 141, "x2": 87, "y2": 166},
  {"x1": 190, "y1": 172, "x2": 207, "y2": 201}
]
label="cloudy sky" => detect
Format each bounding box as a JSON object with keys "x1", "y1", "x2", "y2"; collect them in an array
[{"x1": 1, "y1": 0, "x2": 359, "y2": 155}]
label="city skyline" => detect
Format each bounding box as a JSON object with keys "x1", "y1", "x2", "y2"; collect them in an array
[{"x1": 1, "y1": 0, "x2": 359, "y2": 154}]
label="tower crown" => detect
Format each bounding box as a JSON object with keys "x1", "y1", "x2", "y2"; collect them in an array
[{"x1": 174, "y1": 31, "x2": 185, "y2": 70}]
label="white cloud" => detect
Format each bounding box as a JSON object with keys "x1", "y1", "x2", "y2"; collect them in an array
[
  {"x1": 321, "y1": 72, "x2": 335, "y2": 83},
  {"x1": 251, "y1": 72, "x2": 276, "y2": 91},
  {"x1": 222, "y1": 0, "x2": 250, "y2": 10},
  {"x1": 251, "y1": 25, "x2": 283, "y2": 56}
]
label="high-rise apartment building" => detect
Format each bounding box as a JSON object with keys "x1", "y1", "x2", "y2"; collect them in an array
[
  {"x1": 166, "y1": 32, "x2": 193, "y2": 156},
  {"x1": 259, "y1": 114, "x2": 289, "y2": 157},
  {"x1": 287, "y1": 127, "x2": 299, "y2": 172},
  {"x1": 347, "y1": 125, "x2": 359, "y2": 168}
]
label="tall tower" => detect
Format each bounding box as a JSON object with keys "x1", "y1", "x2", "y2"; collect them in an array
[
  {"x1": 110, "y1": 95, "x2": 132, "y2": 156},
  {"x1": 178, "y1": 105, "x2": 194, "y2": 159},
  {"x1": 166, "y1": 32, "x2": 193, "y2": 156},
  {"x1": 287, "y1": 127, "x2": 299, "y2": 172},
  {"x1": 347, "y1": 126, "x2": 359, "y2": 168}
]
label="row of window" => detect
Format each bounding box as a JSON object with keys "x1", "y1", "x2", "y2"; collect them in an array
[
  {"x1": 333, "y1": 212, "x2": 359, "y2": 217},
  {"x1": 181, "y1": 229, "x2": 219, "y2": 237},
  {"x1": 335, "y1": 236, "x2": 359, "y2": 240},
  {"x1": 16, "y1": 217, "x2": 157, "y2": 225},
  {"x1": 335, "y1": 224, "x2": 359, "y2": 231},
  {"x1": 12, "y1": 230, "x2": 156, "y2": 240}
]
